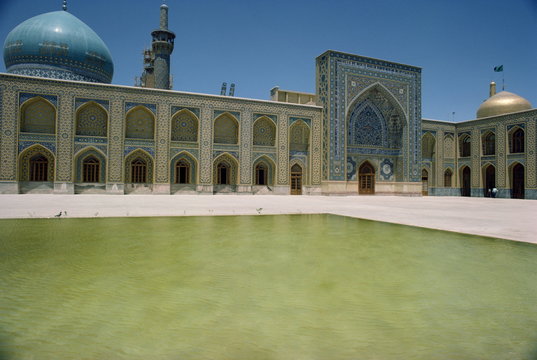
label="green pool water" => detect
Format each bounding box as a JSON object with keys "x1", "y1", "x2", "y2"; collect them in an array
[{"x1": 1, "y1": 214, "x2": 537, "y2": 360}]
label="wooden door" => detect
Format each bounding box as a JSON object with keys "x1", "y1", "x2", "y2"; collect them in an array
[
  {"x1": 290, "y1": 164, "x2": 302, "y2": 195},
  {"x1": 359, "y1": 162, "x2": 375, "y2": 195}
]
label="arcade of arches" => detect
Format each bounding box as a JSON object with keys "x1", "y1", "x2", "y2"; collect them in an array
[
  {"x1": 2, "y1": 49, "x2": 535, "y2": 198},
  {"x1": 420, "y1": 122, "x2": 533, "y2": 199}
]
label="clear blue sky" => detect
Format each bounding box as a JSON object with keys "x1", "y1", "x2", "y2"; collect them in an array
[{"x1": 1, "y1": 0, "x2": 535, "y2": 121}]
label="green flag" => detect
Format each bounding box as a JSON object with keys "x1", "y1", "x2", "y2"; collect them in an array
[{"x1": 494, "y1": 65, "x2": 503, "y2": 72}]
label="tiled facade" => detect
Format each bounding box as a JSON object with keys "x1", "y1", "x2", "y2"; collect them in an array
[
  {"x1": 316, "y1": 51, "x2": 423, "y2": 195},
  {"x1": 422, "y1": 109, "x2": 537, "y2": 199},
  {"x1": 1, "y1": 5, "x2": 535, "y2": 198},
  {"x1": 0, "y1": 74, "x2": 322, "y2": 195}
]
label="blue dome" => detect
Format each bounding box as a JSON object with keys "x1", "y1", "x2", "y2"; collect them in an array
[{"x1": 3, "y1": 11, "x2": 113, "y2": 83}]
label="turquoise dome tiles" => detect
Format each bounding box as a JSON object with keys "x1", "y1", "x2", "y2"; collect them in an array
[{"x1": 3, "y1": 11, "x2": 113, "y2": 83}]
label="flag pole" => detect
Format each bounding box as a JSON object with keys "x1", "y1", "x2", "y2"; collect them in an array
[{"x1": 494, "y1": 65, "x2": 505, "y2": 90}]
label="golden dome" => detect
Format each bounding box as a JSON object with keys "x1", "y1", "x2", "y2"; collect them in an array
[{"x1": 476, "y1": 90, "x2": 532, "y2": 118}]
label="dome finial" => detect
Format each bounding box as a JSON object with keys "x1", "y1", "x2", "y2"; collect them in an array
[
  {"x1": 489, "y1": 81, "x2": 496, "y2": 97},
  {"x1": 62, "y1": 0, "x2": 67, "y2": 11}
]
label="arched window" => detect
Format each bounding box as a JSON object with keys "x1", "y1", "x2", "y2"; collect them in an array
[
  {"x1": 511, "y1": 129, "x2": 524, "y2": 153},
  {"x1": 444, "y1": 169, "x2": 452, "y2": 188},
  {"x1": 76, "y1": 103, "x2": 107, "y2": 137},
  {"x1": 29, "y1": 155, "x2": 48, "y2": 181},
  {"x1": 443, "y1": 135, "x2": 455, "y2": 158},
  {"x1": 255, "y1": 163, "x2": 268, "y2": 185},
  {"x1": 82, "y1": 156, "x2": 100, "y2": 183},
  {"x1": 214, "y1": 115, "x2": 238, "y2": 144},
  {"x1": 253, "y1": 117, "x2": 276, "y2": 146},
  {"x1": 175, "y1": 160, "x2": 190, "y2": 184},
  {"x1": 21, "y1": 98, "x2": 56, "y2": 134},
  {"x1": 482, "y1": 132, "x2": 495, "y2": 156},
  {"x1": 460, "y1": 135, "x2": 471, "y2": 157},
  {"x1": 131, "y1": 159, "x2": 147, "y2": 183}
]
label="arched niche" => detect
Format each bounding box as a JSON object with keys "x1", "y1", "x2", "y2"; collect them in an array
[
  {"x1": 346, "y1": 84, "x2": 406, "y2": 150},
  {"x1": 214, "y1": 113, "x2": 239, "y2": 144},
  {"x1": 481, "y1": 131, "x2": 495, "y2": 156},
  {"x1": 422, "y1": 132, "x2": 436, "y2": 159},
  {"x1": 443, "y1": 134, "x2": 455, "y2": 158},
  {"x1": 18, "y1": 144, "x2": 55, "y2": 182},
  {"x1": 124, "y1": 149, "x2": 154, "y2": 183},
  {"x1": 509, "y1": 127, "x2": 524, "y2": 154},
  {"x1": 213, "y1": 153, "x2": 239, "y2": 185},
  {"x1": 171, "y1": 109, "x2": 198, "y2": 142},
  {"x1": 253, "y1": 156, "x2": 276, "y2": 186},
  {"x1": 459, "y1": 134, "x2": 471, "y2": 157},
  {"x1": 171, "y1": 152, "x2": 197, "y2": 184},
  {"x1": 289, "y1": 121, "x2": 310, "y2": 152},
  {"x1": 444, "y1": 168, "x2": 453, "y2": 188},
  {"x1": 74, "y1": 147, "x2": 107, "y2": 183},
  {"x1": 76, "y1": 102, "x2": 108, "y2": 137},
  {"x1": 253, "y1": 116, "x2": 276, "y2": 146},
  {"x1": 125, "y1": 106, "x2": 155, "y2": 140},
  {"x1": 20, "y1": 97, "x2": 56, "y2": 134}
]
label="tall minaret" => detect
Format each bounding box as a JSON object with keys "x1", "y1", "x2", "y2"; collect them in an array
[{"x1": 151, "y1": 3, "x2": 175, "y2": 90}]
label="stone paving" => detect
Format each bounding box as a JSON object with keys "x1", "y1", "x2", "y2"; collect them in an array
[{"x1": 0, "y1": 194, "x2": 535, "y2": 244}]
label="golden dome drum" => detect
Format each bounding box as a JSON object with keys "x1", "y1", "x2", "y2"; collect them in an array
[{"x1": 476, "y1": 91, "x2": 532, "y2": 118}]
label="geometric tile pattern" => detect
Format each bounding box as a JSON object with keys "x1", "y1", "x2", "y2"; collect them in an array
[{"x1": 0, "y1": 73, "x2": 322, "y2": 191}]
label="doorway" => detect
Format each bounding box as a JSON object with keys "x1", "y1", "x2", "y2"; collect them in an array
[
  {"x1": 359, "y1": 162, "x2": 375, "y2": 195},
  {"x1": 512, "y1": 164, "x2": 524, "y2": 199},
  {"x1": 484, "y1": 165, "x2": 495, "y2": 197},
  {"x1": 421, "y1": 169, "x2": 429, "y2": 196},
  {"x1": 290, "y1": 164, "x2": 302, "y2": 195},
  {"x1": 461, "y1": 166, "x2": 471, "y2": 197}
]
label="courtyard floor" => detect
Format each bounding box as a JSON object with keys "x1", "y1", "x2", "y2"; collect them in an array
[{"x1": 0, "y1": 194, "x2": 535, "y2": 244}]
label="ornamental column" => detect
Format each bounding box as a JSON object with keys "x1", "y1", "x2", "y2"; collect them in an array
[
  {"x1": 0, "y1": 84, "x2": 18, "y2": 193},
  {"x1": 239, "y1": 109, "x2": 253, "y2": 193},
  {"x1": 198, "y1": 106, "x2": 213, "y2": 193},
  {"x1": 54, "y1": 91, "x2": 75, "y2": 194}
]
